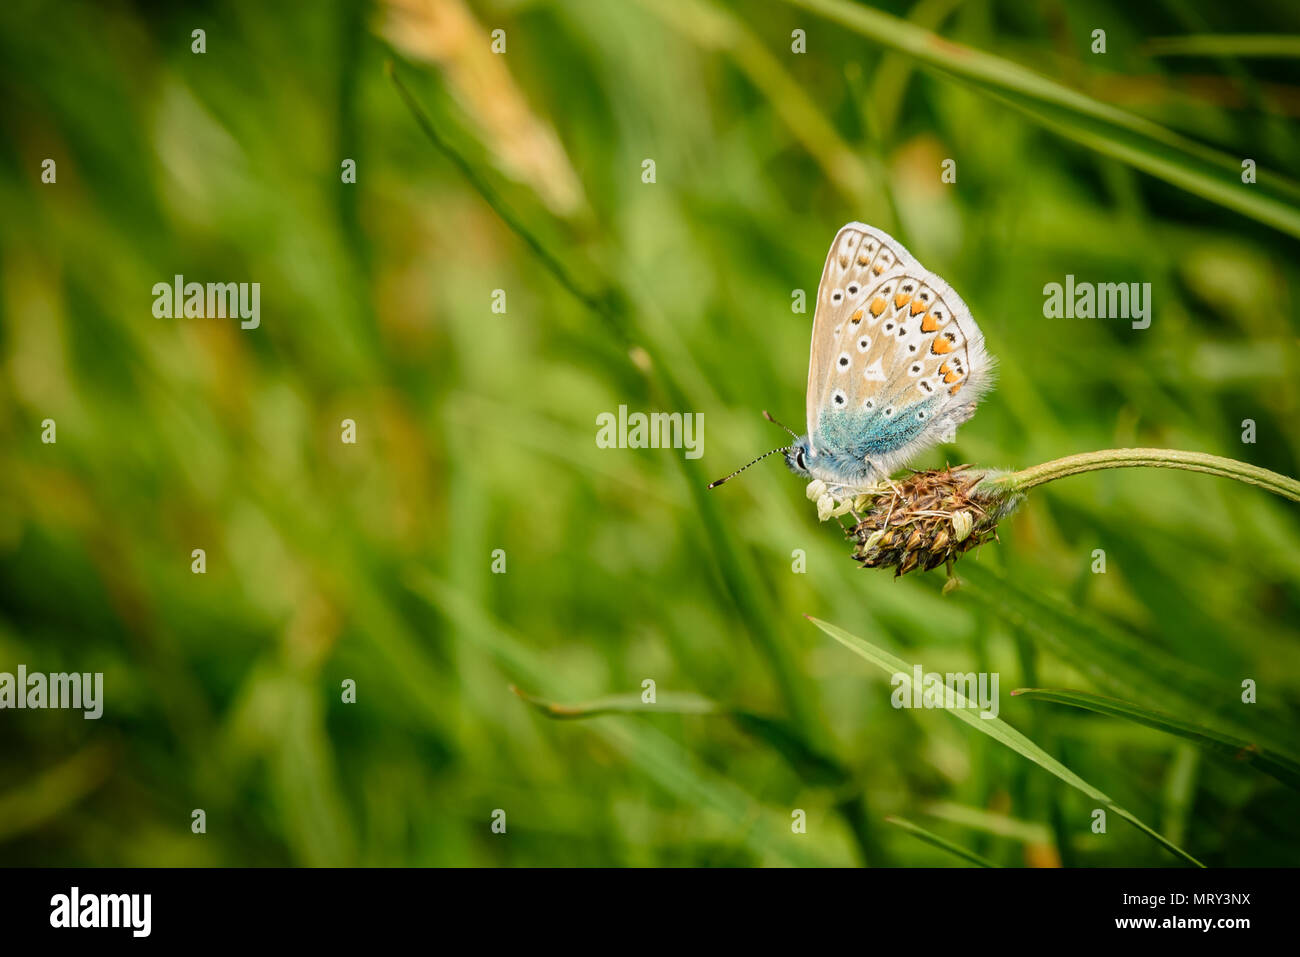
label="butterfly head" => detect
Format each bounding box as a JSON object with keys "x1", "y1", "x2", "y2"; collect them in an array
[{"x1": 783, "y1": 434, "x2": 814, "y2": 478}]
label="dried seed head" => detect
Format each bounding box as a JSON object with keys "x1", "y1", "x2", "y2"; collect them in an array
[{"x1": 844, "y1": 466, "x2": 1021, "y2": 578}]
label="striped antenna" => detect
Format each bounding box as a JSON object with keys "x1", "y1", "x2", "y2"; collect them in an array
[
  {"x1": 762, "y1": 409, "x2": 798, "y2": 438},
  {"x1": 707, "y1": 446, "x2": 790, "y2": 489},
  {"x1": 708, "y1": 411, "x2": 801, "y2": 489}
]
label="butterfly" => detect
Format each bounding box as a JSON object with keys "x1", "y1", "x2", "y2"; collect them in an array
[{"x1": 710, "y1": 222, "x2": 994, "y2": 498}]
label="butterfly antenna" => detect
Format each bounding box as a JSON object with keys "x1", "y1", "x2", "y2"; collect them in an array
[
  {"x1": 707, "y1": 446, "x2": 790, "y2": 489},
  {"x1": 762, "y1": 410, "x2": 798, "y2": 439}
]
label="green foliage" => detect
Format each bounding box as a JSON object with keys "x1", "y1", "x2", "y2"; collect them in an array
[{"x1": 0, "y1": 0, "x2": 1298, "y2": 866}]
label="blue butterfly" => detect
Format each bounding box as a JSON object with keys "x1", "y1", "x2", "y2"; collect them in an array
[{"x1": 711, "y1": 223, "x2": 994, "y2": 498}]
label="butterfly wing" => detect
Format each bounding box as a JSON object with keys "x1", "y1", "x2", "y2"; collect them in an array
[
  {"x1": 806, "y1": 223, "x2": 904, "y2": 435},
  {"x1": 804, "y1": 223, "x2": 994, "y2": 485}
]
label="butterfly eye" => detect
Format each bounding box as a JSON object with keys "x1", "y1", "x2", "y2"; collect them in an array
[{"x1": 795, "y1": 450, "x2": 806, "y2": 470}]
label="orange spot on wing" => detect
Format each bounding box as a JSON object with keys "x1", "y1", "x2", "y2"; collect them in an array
[
  {"x1": 869, "y1": 298, "x2": 887, "y2": 317},
  {"x1": 851, "y1": 309, "x2": 864, "y2": 324},
  {"x1": 910, "y1": 299, "x2": 926, "y2": 315},
  {"x1": 943, "y1": 369, "x2": 961, "y2": 384},
  {"x1": 931, "y1": 336, "x2": 953, "y2": 355},
  {"x1": 920, "y1": 312, "x2": 939, "y2": 332},
  {"x1": 872, "y1": 263, "x2": 885, "y2": 275},
  {"x1": 858, "y1": 254, "x2": 871, "y2": 265},
  {"x1": 894, "y1": 293, "x2": 911, "y2": 310},
  {"x1": 949, "y1": 381, "x2": 963, "y2": 395},
  {"x1": 939, "y1": 362, "x2": 951, "y2": 376}
]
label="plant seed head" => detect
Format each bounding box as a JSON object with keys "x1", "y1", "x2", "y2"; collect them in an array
[{"x1": 844, "y1": 466, "x2": 1021, "y2": 578}]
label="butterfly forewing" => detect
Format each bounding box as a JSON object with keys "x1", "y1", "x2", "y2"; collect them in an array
[
  {"x1": 804, "y1": 223, "x2": 993, "y2": 484},
  {"x1": 806, "y1": 223, "x2": 903, "y2": 434}
]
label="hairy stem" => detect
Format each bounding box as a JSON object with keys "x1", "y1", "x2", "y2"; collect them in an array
[{"x1": 981, "y1": 448, "x2": 1300, "y2": 504}]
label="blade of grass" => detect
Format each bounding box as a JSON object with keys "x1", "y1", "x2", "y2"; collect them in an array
[
  {"x1": 406, "y1": 571, "x2": 836, "y2": 865},
  {"x1": 923, "y1": 801, "x2": 1053, "y2": 845},
  {"x1": 511, "y1": 687, "x2": 857, "y2": 789},
  {"x1": 885, "y1": 815, "x2": 998, "y2": 867},
  {"x1": 513, "y1": 682, "x2": 886, "y2": 854},
  {"x1": 953, "y1": 562, "x2": 1297, "y2": 754},
  {"x1": 1161, "y1": 745, "x2": 1200, "y2": 850},
  {"x1": 808, "y1": 615, "x2": 1204, "y2": 866},
  {"x1": 642, "y1": 0, "x2": 869, "y2": 203},
  {"x1": 783, "y1": 0, "x2": 1300, "y2": 238},
  {"x1": 511, "y1": 687, "x2": 723, "y2": 718},
  {"x1": 0, "y1": 743, "x2": 115, "y2": 843},
  {"x1": 1144, "y1": 35, "x2": 1300, "y2": 58},
  {"x1": 1012, "y1": 687, "x2": 1300, "y2": 791}
]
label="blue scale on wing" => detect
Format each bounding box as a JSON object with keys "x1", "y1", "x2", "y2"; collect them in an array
[{"x1": 815, "y1": 392, "x2": 942, "y2": 471}]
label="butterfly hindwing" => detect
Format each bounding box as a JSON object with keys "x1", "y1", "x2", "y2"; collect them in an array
[{"x1": 804, "y1": 223, "x2": 994, "y2": 486}]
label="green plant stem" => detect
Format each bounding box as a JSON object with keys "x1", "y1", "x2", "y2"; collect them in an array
[{"x1": 982, "y1": 448, "x2": 1300, "y2": 504}]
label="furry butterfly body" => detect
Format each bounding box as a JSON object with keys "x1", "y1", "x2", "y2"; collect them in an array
[{"x1": 709, "y1": 223, "x2": 993, "y2": 496}]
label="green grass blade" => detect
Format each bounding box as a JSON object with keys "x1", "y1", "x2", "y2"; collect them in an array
[
  {"x1": 783, "y1": 0, "x2": 1300, "y2": 238},
  {"x1": 885, "y1": 816, "x2": 998, "y2": 867},
  {"x1": 511, "y1": 686, "x2": 723, "y2": 718},
  {"x1": 808, "y1": 616, "x2": 1204, "y2": 867},
  {"x1": 0, "y1": 744, "x2": 115, "y2": 844},
  {"x1": 510, "y1": 687, "x2": 855, "y2": 789},
  {"x1": 1012, "y1": 688, "x2": 1300, "y2": 791},
  {"x1": 1144, "y1": 35, "x2": 1300, "y2": 58},
  {"x1": 922, "y1": 802, "x2": 1053, "y2": 845},
  {"x1": 953, "y1": 563, "x2": 1295, "y2": 753},
  {"x1": 407, "y1": 572, "x2": 840, "y2": 865},
  {"x1": 642, "y1": 0, "x2": 870, "y2": 203}
]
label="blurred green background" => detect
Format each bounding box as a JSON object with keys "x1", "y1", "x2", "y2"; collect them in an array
[{"x1": 2, "y1": 0, "x2": 1300, "y2": 867}]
